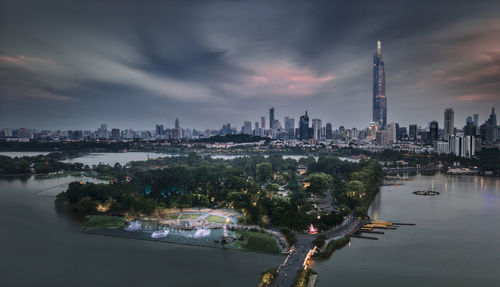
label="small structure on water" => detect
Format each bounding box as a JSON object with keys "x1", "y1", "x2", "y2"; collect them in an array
[{"x1": 413, "y1": 189, "x2": 439, "y2": 196}]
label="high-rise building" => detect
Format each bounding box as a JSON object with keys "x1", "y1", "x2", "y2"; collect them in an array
[
  {"x1": 373, "y1": 40, "x2": 387, "y2": 129},
  {"x1": 409, "y1": 124, "x2": 417, "y2": 141},
  {"x1": 299, "y1": 111, "x2": 309, "y2": 140},
  {"x1": 111, "y1": 128, "x2": 120, "y2": 141},
  {"x1": 444, "y1": 108, "x2": 454, "y2": 140},
  {"x1": 473, "y1": 113, "x2": 479, "y2": 134},
  {"x1": 312, "y1": 119, "x2": 322, "y2": 141},
  {"x1": 387, "y1": 122, "x2": 397, "y2": 143},
  {"x1": 269, "y1": 107, "x2": 275, "y2": 129},
  {"x1": 243, "y1": 121, "x2": 252, "y2": 135},
  {"x1": 326, "y1": 123, "x2": 333, "y2": 139},
  {"x1": 429, "y1": 121, "x2": 439, "y2": 143},
  {"x1": 285, "y1": 117, "x2": 295, "y2": 138},
  {"x1": 464, "y1": 122, "x2": 476, "y2": 137},
  {"x1": 175, "y1": 118, "x2": 180, "y2": 129},
  {"x1": 480, "y1": 107, "x2": 498, "y2": 143},
  {"x1": 155, "y1": 124, "x2": 164, "y2": 136},
  {"x1": 261, "y1": 116, "x2": 266, "y2": 130}
]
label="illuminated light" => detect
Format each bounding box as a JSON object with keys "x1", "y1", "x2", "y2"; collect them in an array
[
  {"x1": 309, "y1": 224, "x2": 318, "y2": 235},
  {"x1": 151, "y1": 229, "x2": 170, "y2": 238},
  {"x1": 125, "y1": 220, "x2": 141, "y2": 231}
]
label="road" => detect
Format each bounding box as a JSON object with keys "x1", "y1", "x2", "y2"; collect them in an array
[{"x1": 271, "y1": 215, "x2": 363, "y2": 287}]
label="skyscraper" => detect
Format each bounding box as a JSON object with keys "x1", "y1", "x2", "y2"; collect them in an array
[
  {"x1": 373, "y1": 40, "x2": 387, "y2": 129},
  {"x1": 312, "y1": 118, "x2": 322, "y2": 141},
  {"x1": 430, "y1": 121, "x2": 439, "y2": 143},
  {"x1": 326, "y1": 123, "x2": 333, "y2": 139},
  {"x1": 261, "y1": 116, "x2": 266, "y2": 130},
  {"x1": 175, "y1": 118, "x2": 180, "y2": 129},
  {"x1": 409, "y1": 124, "x2": 417, "y2": 141},
  {"x1": 285, "y1": 117, "x2": 295, "y2": 138},
  {"x1": 299, "y1": 111, "x2": 309, "y2": 140},
  {"x1": 269, "y1": 107, "x2": 275, "y2": 129},
  {"x1": 444, "y1": 108, "x2": 454, "y2": 140}
]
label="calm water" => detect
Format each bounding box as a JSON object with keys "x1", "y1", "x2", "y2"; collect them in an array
[
  {"x1": 0, "y1": 175, "x2": 282, "y2": 287},
  {"x1": 315, "y1": 173, "x2": 500, "y2": 286}
]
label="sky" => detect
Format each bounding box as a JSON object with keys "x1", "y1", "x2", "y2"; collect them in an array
[{"x1": 1, "y1": 0, "x2": 499, "y2": 131}]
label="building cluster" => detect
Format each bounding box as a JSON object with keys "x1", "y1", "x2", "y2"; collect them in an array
[{"x1": 1, "y1": 41, "x2": 498, "y2": 158}]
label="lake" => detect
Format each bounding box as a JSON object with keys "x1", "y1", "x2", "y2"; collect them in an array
[
  {"x1": 0, "y1": 175, "x2": 282, "y2": 287},
  {"x1": 314, "y1": 173, "x2": 500, "y2": 286}
]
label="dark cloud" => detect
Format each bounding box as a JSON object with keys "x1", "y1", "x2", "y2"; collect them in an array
[{"x1": 0, "y1": 0, "x2": 499, "y2": 130}]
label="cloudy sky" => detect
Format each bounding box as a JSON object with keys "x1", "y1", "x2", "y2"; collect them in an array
[{"x1": 1, "y1": 0, "x2": 499, "y2": 131}]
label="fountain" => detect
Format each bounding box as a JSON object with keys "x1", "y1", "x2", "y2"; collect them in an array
[
  {"x1": 151, "y1": 229, "x2": 170, "y2": 239},
  {"x1": 125, "y1": 220, "x2": 142, "y2": 231},
  {"x1": 194, "y1": 228, "x2": 211, "y2": 238}
]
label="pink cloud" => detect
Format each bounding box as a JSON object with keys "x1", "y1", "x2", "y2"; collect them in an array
[
  {"x1": 244, "y1": 62, "x2": 335, "y2": 97},
  {"x1": 456, "y1": 94, "x2": 498, "y2": 102},
  {"x1": 0, "y1": 55, "x2": 52, "y2": 66}
]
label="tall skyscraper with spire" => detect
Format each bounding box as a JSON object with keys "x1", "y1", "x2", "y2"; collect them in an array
[{"x1": 373, "y1": 40, "x2": 387, "y2": 129}]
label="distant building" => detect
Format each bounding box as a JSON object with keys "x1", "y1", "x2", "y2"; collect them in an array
[
  {"x1": 376, "y1": 130, "x2": 391, "y2": 146},
  {"x1": 409, "y1": 124, "x2": 417, "y2": 141},
  {"x1": 299, "y1": 111, "x2": 309, "y2": 140},
  {"x1": 429, "y1": 121, "x2": 439, "y2": 143},
  {"x1": 480, "y1": 107, "x2": 498, "y2": 143},
  {"x1": 326, "y1": 123, "x2": 333, "y2": 139},
  {"x1": 449, "y1": 135, "x2": 475, "y2": 158},
  {"x1": 464, "y1": 122, "x2": 476, "y2": 137},
  {"x1": 111, "y1": 128, "x2": 120, "y2": 141},
  {"x1": 175, "y1": 118, "x2": 180, "y2": 129},
  {"x1": 373, "y1": 40, "x2": 387, "y2": 129},
  {"x1": 243, "y1": 121, "x2": 252, "y2": 135},
  {"x1": 269, "y1": 107, "x2": 275, "y2": 129},
  {"x1": 444, "y1": 108, "x2": 454, "y2": 140},
  {"x1": 285, "y1": 117, "x2": 295, "y2": 138},
  {"x1": 312, "y1": 118, "x2": 322, "y2": 141},
  {"x1": 261, "y1": 116, "x2": 266, "y2": 130},
  {"x1": 433, "y1": 141, "x2": 449, "y2": 154}
]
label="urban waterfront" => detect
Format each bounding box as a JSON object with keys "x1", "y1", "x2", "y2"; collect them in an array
[{"x1": 0, "y1": 153, "x2": 498, "y2": 286}]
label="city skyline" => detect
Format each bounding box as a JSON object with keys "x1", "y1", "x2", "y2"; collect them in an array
[{"x1": 1, "y1": 1, "x2": 500, "y2": 130}]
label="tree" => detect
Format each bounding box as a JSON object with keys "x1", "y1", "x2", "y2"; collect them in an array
[
  {"x1": 256, "y1": 162, "x2": 273, "y2": 182},
  {"x1": 306, "y1": 172, "x2": 333, "y2": 194}
]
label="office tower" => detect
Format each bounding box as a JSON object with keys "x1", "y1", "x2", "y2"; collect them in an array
[
  {"x1": 480, "y1": 107, "x2": 498, "y2": 143},
  {"x1": 243, "y1": 121, "x2": 252, "y2": 135},
  {"x1": 175, "y1": 118, "x2": 180, "y2": 129},
  {"x1": 326, "y1": 123, "x2": 333, "y2": 139},
  {"x1": 269, "y1": 107, "x2": 275, "y2": 129},
  {"x1": 261, "y1": 116, "x2": 266, "y2": 130},
  {"x1": 444, "y1": 108, "x2": 454, "y2": 140},
  {"x1": 409, "y1": 124, "x2": 417, "y2": 141},
  {"x1": 464, "y1": 122, "x2": 476, "y2": 137},
  {"x1": 299, "y1": 111, "x2": 309, "y2": 140},
  {"x1": 429, "y1": 121, "x2": 439, "y2": 143},
  {"x1": 111, "y1": 128, "x2": 120, "y2": 141},
  {"x1": 312, "y1": 119, "x2": 321, "y2": 141},
  {"x1": 473, "y1": 114, "x2": 479, "y2": 127},
  {"x1": 466, "y1": 116, "x2": 473, "y2": 125},
  {"x1": 373, "y1": 40, "x2": 387, "y2": 129},
  {"x1": 387, "y1": 122, "x2": 397, "y2": 143},
  {"x1": 255, "y1": 121, "x2": 259, "y2": 130},
  {"x1": 155, "y1": 124, "x2": 164, "y2": 136},
  {"x1": 285, "y1": 117, "x2": 295, "y2": 138}
]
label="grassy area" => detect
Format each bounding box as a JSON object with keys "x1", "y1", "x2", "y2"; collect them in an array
[
  {"x1": 205, "y1": 214, "x2": 227, "y2": 223},
  {"x1": 83, "y1": 215, "x2": 127, "y2": 230},
  {"x1": 293, "y1": 268, "x2": 316, "y2": 287},
  {"x1": 162, "y1": 213, "x2": 179, "y2": 220},
  {"x1": 179, "y1": 213, "x2": 201, "y2": 220},
  {"x1": 315, "y1": 236, "x2": 350, "y2": 260},
  {"x1": 233, "y1": 230, "x2": 280, "y2": 254},
  {"x1": 258, "y1": 267, "x2": 278, "y2": 287}
]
